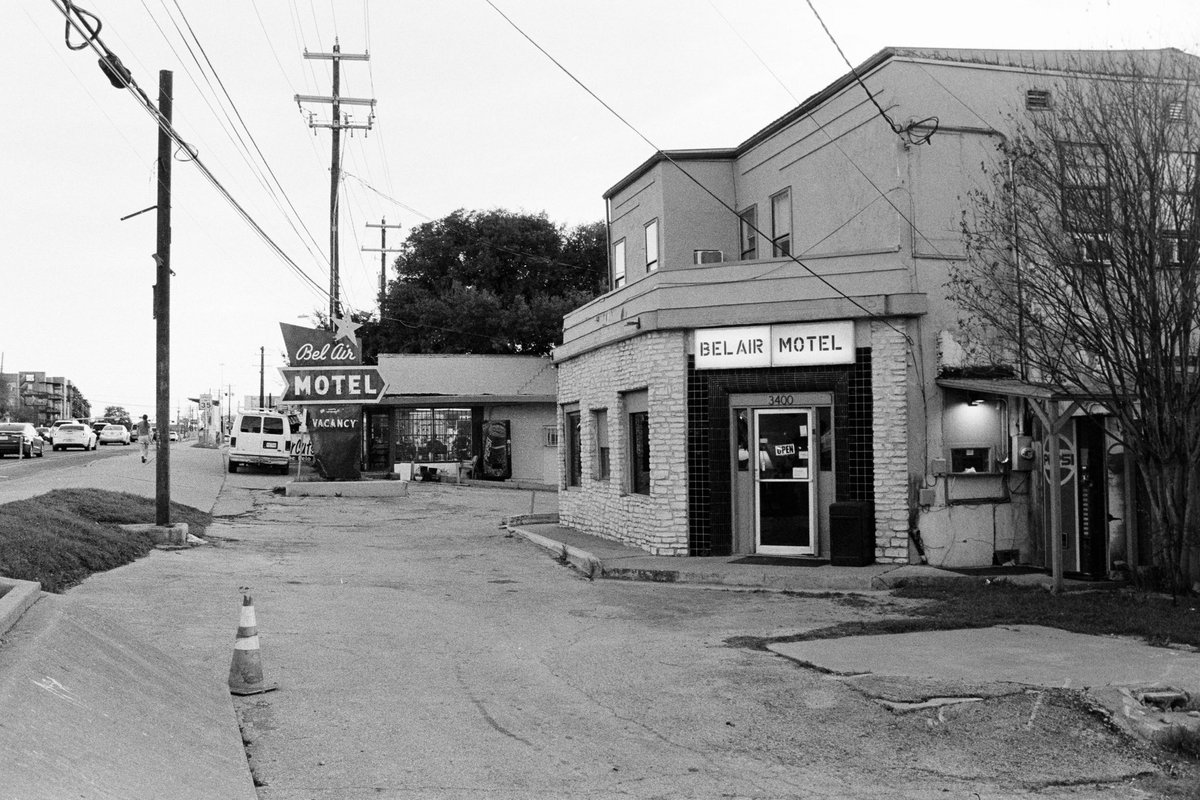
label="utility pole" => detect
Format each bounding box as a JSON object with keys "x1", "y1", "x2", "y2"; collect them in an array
[
  {"x1": 363, "y1": 217, "x2": 403, "y2": 308},
  {"x1": 259, "y1": 346, "x2": 265, "y2": 409},
  {"x1": 295, "y1": 40, "x2": 375, "y2": 324},
  {"x1": 154, "y1": 70, "x2": 173, "y2": 526}
]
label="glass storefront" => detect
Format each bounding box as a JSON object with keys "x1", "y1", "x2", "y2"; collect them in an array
[{"x1": 392, "y1": 408, "x2": 473, "y2": 463}]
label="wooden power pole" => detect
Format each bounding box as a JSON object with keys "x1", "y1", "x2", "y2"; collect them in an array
[
  {"x1": 363, "y1": 218, "x2": 403, "y2": 308},
  {"x1": 154, "y1": 70, "x2": 172, "y2": 527},
  {"x1": 294, "y1": 40, "x2": 374, "y2": 323}
]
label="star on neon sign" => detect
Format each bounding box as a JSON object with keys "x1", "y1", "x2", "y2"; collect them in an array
[{"x1": 331, "y1": 315, "x2": 362, "y2": 345}]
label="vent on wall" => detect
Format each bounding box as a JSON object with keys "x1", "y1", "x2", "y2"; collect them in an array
[
  {"x1": 693, "y1": 249, "x2": 724, "y2": 264},
  {"x1": 1025, "y1": 89, "x2": 1051, "y2": 109},
  {"x1": 543, "y1": 425, "x2": 559, "y2": 447}
]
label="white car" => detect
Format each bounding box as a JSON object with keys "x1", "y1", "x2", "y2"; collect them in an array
[
  {"x1": 169, "y1": 430, "x2": 179, "y2": 442},
  {"x1": 99, "y1": 424, "x2": 132, "y2": 446},
  {"x1": 52, "y1": 423, "x2": 98, "y2": 451}
]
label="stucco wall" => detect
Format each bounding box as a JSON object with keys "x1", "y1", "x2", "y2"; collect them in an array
[
  {"x1": 557, "y1": 331, "x2": 690, "y2": 555},
  {"x1": 481, "y1": 403, "x2": 556, "y2": 485}
]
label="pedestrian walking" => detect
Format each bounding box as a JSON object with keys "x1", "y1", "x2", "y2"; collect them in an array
[{"x1": 137, "y1": 414, "x2": 151, "y2": 462}]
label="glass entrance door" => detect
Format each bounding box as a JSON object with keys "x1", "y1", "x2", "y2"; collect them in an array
[{"x1": 754, "y1": 409, "x2": 816, "y2": 555}]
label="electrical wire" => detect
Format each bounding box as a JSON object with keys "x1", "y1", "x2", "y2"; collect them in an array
[
  {"x1": 167, "y1": 0, "x2": 331, "y2": 268},
  {"x1": 52, "y1": 0, "x2": 330, "y2": 300},
  {"x1": 484, "y1": 0, "x2": 914, "y2": 347},
  {"x1": 803, "y1": 0, "x2": 938, "y2": 146},
  {"x1": 342, "y1": 170, "x2": 606, "y2": 276}
]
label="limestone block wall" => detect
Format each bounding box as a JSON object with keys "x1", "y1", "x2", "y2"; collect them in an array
[
  {"x1": 871, "y1": 321, "x2": 912, "y2": 563},
  {"x1": 557, "y1": 331, "x2": 690, "y2": 555}
]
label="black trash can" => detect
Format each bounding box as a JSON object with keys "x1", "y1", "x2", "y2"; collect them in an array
[{"x1": 829, "y1": 500, "x2": 875, "y2": 566}]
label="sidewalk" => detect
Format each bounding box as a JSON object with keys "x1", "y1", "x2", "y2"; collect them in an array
[
  {"x1": 503, "y1": 518, "x2": 1097, "y2": 593},
  {"x1": 0, "y1": 445, "x2": 256, "y2": 800}
]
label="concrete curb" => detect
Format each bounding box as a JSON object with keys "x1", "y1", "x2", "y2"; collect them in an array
[
  {"x1": 118, "y1": 522, "x2": 190, "y2": 546},
  {"x1": 0, "y1": 577, "x2": 42, "y2": 637},
  {"x1": 512, "y1": 526, "x2": 601, "y2": 579}
]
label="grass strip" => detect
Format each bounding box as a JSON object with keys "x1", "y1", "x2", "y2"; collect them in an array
[{"x1": 0, "y1": 488, "x2": 212, "y2": 593}]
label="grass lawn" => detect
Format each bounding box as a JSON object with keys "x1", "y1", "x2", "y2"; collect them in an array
[{"x1": 0, "y1": 488, "x2": 212, "y2": 593}]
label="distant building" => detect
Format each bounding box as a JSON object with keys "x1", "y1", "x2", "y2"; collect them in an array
[
  {"x1": 0, "y1": 371, "x2": 70, "y2": 424},
  {"x1": 365, "y1": 354, "x2": 556, "y2": 486}
]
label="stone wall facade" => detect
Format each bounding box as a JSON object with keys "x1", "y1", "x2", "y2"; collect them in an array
[
  {"x1": 557, "y1": 331, "x2": 690, "y2": 555},
  {"x1": 870, "y1": 321, "x2": 912, "y2": 564}
]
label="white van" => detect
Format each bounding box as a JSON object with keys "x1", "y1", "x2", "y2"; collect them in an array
[{"x1": 228, "y1": 409, "x2": 301, "y2": 474}]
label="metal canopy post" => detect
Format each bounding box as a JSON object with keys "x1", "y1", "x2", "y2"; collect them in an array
[{"x1": 1028, "y1": 398, "x2": 1082, "y2": 594}]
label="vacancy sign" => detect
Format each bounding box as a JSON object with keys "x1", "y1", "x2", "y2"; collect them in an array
[
  {"x1": 279, "y1": 366, "x2": 388, "y2": 404},
  {"x1": 694, "y1": 321, "x2": 855, "y2": 369}
]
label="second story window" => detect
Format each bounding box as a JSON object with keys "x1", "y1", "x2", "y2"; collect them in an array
[
  {"x1": 771, "y1": 189, "x2": 792, "y2": 257},
  {"x1": 739, "y1": 206, "x2": 758, "y2": 260},
  {"x1": 613, "y1": 239, "x2": 626, "y2": 288},
  {"x1": 1059, "y1": 142, "x2": 1110, "y2": 265},
  {"x1": 1161, "y1": 150, "x2": 1197, "y2": 266},
  {"x1": 645, "y1": 219, "x2": 659, "y2": 272}
]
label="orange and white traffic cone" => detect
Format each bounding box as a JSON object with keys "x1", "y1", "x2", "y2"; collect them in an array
[{"x1": 228, "y1": 594, "x2": 278, "y2": 696}]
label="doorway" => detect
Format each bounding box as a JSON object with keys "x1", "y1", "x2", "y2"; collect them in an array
[
  {"x1": 731, "y1": 394, "x2": 834, "y2": 556},
  {"x1": 753, "y1": 408, "x2": 817, "y2": 555},
  {"x1": 365, "y1": 409, "x2": 391, "y2": 472}
]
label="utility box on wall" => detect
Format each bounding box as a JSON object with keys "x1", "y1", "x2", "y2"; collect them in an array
[
  {"x1": 829, "y1": 501, "x2": 875, "y2": 566},
  {"x1": 1011, "y1": 435, "x2": 1035, "y2": 471}
]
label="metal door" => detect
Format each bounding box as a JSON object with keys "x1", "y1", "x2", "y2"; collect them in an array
[{"x1": 754, "y1": 409, "x2": 816, "y2": 555}]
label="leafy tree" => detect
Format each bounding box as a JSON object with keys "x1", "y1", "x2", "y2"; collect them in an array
[
  {"x1": 367, "y1": 210, "x2": 607, "y2": 357},
  {"x1": 953, "y1": 51, "x2": 1200, "y2": 594},
  {"x1": 104, "y1": 406, "x2": 132, "y2": 426},
  {"x1": 67, "y1": 384, "x2": 90, "y2": 421}
]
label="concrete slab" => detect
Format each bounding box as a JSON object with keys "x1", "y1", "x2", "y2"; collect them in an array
[
  {"x1": 284, "y1": 479, "x2": 408, "y2": 497},
  {"x1": 769, "y1": 625, "x2": 1200, "y2": 691},
  {"x1": 0, "y1": 594, "x2": 257, "y2": 800}
]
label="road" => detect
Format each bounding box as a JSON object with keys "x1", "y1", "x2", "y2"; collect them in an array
[
  {"x1": 0, "y1": 437, "x2": 214, "y2": 510},
  {"x1": 55, "y1": 467, "x2": 1186, "y2": 799}
]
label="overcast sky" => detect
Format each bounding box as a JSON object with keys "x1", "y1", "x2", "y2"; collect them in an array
[{"x1": 5, "y1": 1, "x2": 1198, "y2": 421}]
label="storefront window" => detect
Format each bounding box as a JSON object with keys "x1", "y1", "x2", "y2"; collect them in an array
[
  {"x1": 629, "y1": 411, "x2": 650, "y2": 494},
  {"x1": 393, "y1": 408, "x2": 472, "y2": 463},
  {"x1": 593, "y1": 409, "x2": 610, "y2": 479},
  {"x1": 565, "y1": 410, "x2": 582, "y2": 486}
]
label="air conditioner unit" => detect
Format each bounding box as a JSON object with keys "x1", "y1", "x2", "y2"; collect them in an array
[{"x1": 694, "y1": 249, "x2": 724, "y2": 264}]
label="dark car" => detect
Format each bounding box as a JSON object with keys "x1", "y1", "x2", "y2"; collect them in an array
[{"x1": 0, "y1": 423, "x2": 46, "y2": 458}]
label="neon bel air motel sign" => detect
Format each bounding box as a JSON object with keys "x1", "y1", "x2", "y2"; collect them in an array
[{"x1": 694, "y1": 321, "x2": 855, "y2": 369}]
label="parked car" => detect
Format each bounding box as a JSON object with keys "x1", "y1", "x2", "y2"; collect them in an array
[
  {"x1": 0, "y1": 423, "x2": 45, "y2": 458},
  {"x1": 169, "y1": 430, "x2": 179, "y2": 442},
  {"x1": 99, "y1": 423, "x2": 132, "y2": 446},
  {"x1": 52, "y1": 423, "x2": 97, "y2": 451}
]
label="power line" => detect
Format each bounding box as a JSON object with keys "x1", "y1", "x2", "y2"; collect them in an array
[
  {"x1": 52, "y1": 0, "x2": 330, "y2": 300},
  {"x1": 803, "y1": 0, "x2": 938, "y2": 146},
  {"x1": 167, "y1": 0, "x2": 331, "y2": 269},
  {"x1": 484, "y1": 0, "x2": 913, "y2": 345}
]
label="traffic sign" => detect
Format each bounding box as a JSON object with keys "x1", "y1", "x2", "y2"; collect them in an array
[{"x1": 279, "y1": 366, "x2": 388, "y2": 404}]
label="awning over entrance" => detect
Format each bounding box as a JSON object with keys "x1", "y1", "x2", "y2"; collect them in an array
[{"x1": 936, "y1": 376, "x2": 1130, "y2": 594}]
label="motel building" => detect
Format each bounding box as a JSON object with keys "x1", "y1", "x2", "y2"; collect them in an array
[{"x1": 552, "y1": 47, "x2": 1189, "y2": 575}]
